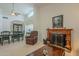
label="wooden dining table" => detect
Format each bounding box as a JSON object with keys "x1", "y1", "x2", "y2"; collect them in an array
[{"x1": 0, "y1": 32, "x2": 24, "y2": 45}]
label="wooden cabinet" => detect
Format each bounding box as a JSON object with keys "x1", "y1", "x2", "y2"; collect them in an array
[
  {"x1": 13, "y1": 24, "x2": 23, "y2": 32},
  {"x1": 47, "y1": 28, "x2": 72, "y2": 52}
]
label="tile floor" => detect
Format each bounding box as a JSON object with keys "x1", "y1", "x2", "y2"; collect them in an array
[{"x1": 0, "y1": 40, "x2": 44, "y2": 56}]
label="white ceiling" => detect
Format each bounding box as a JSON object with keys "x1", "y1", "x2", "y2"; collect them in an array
[
  {"x1": 0, "y1": 3, "x2": 34, "y2": 16},
  {"x1": 0, "y1": 3, "x2": 50, "y2": 16},
  {"x1": 1, "y1": 3, "x2": 79, "y2": 16}
]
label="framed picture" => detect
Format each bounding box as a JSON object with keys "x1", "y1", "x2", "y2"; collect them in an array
[{"x1": 52, "y1": 15, "x2": 63, "y2": 28}]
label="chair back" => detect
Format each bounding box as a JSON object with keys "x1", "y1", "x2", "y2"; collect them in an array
[
  {"x1": 1, "y1": 31, "x2": 10, "y2": 36},
  {"x1": 30, "y1": 31, "x2": 38, "y2": 37}
]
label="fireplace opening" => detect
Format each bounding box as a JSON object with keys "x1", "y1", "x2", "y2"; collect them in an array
[{"x1": 50, "y1": 33, "x2": 66, "y2": 48}]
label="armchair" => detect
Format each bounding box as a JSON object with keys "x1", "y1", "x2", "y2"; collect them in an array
[{"x1": 26, "y1": 31, "x2": 38, "y2": 45}]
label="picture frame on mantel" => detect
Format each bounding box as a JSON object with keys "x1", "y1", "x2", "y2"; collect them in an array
[{"x1": 52, "y1": 15, "x2": 63, "y2": 28}]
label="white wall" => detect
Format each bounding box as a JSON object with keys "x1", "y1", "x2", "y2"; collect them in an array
[
  {"x1": 24, "y1": 7, "x2": 38, "y2": 30},
  {"x1": 0, "y1": 14, "x2": 24, "y2": 32},
  {"x1": 24, "y1": 6, "x2": 41, "y2": 42},
  {"x1": 0, "y1": 9, "x2": 3, "y2": 32},
  {"x1": 38, "y1": 3, "x2": 79, "y2": 55}
]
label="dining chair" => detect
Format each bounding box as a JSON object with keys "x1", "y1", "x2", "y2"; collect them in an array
[{"x1": 1, "y1": 31, "x2": 10, "y2": 45}]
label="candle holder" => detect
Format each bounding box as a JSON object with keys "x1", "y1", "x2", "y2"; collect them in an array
[{"x1": 43, "y1": 48, "x2": 48, "y2": 56}]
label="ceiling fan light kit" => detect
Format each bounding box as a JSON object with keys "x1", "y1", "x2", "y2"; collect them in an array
[
  {"x1": 11, "y1": 11, "x2": 16, "y2": 16},
  {"x1": 10, "y1": 3, "x2": 20, "y2": 16}
]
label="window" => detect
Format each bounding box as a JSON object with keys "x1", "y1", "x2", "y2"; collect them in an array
[
  {"x1": 27, "y1": 11, "x2": 34, "y2": 18},
  {"x1": 25, "y1": 24, "x2": 33, "y2": 33}
]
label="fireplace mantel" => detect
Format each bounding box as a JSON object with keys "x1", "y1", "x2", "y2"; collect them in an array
[{"x1": 47, "y1": 28, "x2": 72, "y2": 52}]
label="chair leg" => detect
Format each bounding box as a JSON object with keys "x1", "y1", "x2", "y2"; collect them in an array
[
  {"x1": 17, "y1": 37, "x2": 20, "y2": 41},
  {"x1": 1, "y1": 40, "x2": 3, "y2": 45},
  {"x1": 12, "y1": 38, "x2": 14, "y2": 43},
  {"x1": 0, "y1": 39, "x2": 1, "y2": 45},
  {"x1": 22, "y1": 37, "x2": 24, "y2": 40},
  {"x1": 8, "y1": 39, "x2": 10, "y2": 44},
  {"x1": 1, "y1": 42, "x2": 3, "y2": 45}
]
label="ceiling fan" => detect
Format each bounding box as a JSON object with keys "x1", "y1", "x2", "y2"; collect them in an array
[{"x1": 10, "y1": 3, "x2": 21, "y2": 16}]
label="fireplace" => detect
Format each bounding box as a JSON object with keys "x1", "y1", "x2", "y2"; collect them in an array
[
  {"x1": 50, "y1": 33, "x2": 66, "y2": 48},
  {"x1": 47, "y1": 28, "x2": 72, "y2": 51}
]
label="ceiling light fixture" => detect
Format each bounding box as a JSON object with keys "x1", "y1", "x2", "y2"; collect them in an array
[
  {"x1": 10, "y1": 3, "x2": 16, "y2": 16},
  {"x1": 10, "y1": 3, "x2": 20, "y2": 16}
]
